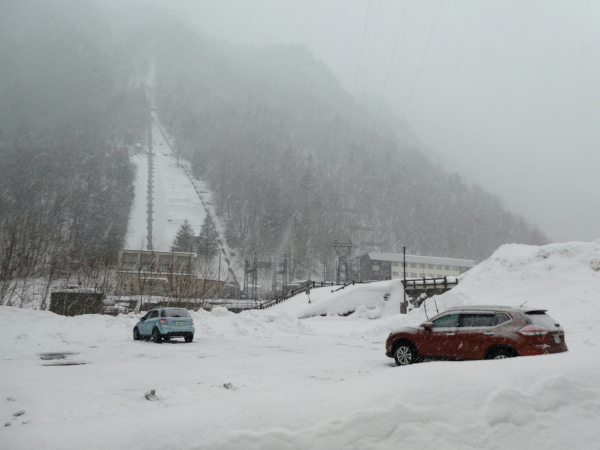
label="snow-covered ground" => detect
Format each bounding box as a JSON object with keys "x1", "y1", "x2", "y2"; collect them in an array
[{"x1": 2, "y1": 240, "x2": 600, "y2": 449}]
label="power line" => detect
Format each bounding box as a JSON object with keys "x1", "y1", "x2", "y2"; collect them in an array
[
  {"x1": 366, "y1": 0, "x2": 409, "y2": 154},
  {"x1": 401, "y1": 0, "x2": 443, "y2": 121},
  {"x1": 348, "y1": 0, "x2": 384, "y2": 147},
  {"x1": 341, "y1": 0, "x2": 372, "y2": 155}
]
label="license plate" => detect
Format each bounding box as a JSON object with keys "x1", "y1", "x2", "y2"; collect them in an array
[
  {"x1": 553, "y1": 334, "x2": 561, "y2": 344},
  {"x1": 176, "y1": 321, "x2": 184, "y2": 326}
]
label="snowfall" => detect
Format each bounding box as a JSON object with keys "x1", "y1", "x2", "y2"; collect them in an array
[{"x1": 2, "y1": 240, "x2": 600, "y2": 449}]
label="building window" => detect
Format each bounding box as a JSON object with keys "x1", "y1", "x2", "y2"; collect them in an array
[
  {"x1": 159, "y1": 262, "x2": 172, "y2": 272},
  {"x1": 392, "y1": 271, "x2": 399, "y2": 277}
]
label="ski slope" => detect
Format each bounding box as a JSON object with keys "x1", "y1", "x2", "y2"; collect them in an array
[
  {"x1": 125, "y1": 118, "x2": 211, "y2": 252},
  {"x1": 2, "y1": 240, "x2": 600, "y2": 449}
]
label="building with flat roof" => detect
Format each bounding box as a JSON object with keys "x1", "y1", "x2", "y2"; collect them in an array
[
  {"x1": 354, "y1": 252, "x2": 475, "y2": 282},
  {"x1": 116, "y1": 249, "x2": 197, "y2": 296}
]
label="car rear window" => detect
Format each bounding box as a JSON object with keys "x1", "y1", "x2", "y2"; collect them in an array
[
  {"x1": 162, "y1": 308, "x2": 191, "y2": 318},
  {"x1": 459, "y1": 313, "x2": 495, "y2": 327},
  {"x1": 525, "y1": 312, "x2": 559, "y2": 329},
  {"x1": 494, "y1": 313, "x2": 511, "y2": 325}
]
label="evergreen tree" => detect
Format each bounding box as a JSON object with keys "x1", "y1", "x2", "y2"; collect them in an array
[
  {"x1": 198, "y1": 216, "x2": 219, "y2": 261},
  {"x1": 171, "y1": 219, "x2": 196, "y2": 253}
]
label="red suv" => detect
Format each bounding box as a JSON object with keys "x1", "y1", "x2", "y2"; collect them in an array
[{"x1": 385, "y1": 305, "x2": 567, "y2": 366}]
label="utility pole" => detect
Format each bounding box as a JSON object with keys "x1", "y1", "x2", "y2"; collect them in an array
[
  {"x1": 401, "y1": 246, "x2": 408, "y2": 314},
  {"x1": 217, "y1": 250, "x2": 222, "y2": 298}
]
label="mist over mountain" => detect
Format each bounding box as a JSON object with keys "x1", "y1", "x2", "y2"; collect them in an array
[
  {"x1": 0, "y1": 0, "x2": 547, "y2": 289},
  {"x1": 143, "y1": 11, "x2": 547, "y2": 277}
]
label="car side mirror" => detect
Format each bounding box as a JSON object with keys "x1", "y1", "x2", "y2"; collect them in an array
[
  {"x1": 140, "y1": 317, "x2": 146, "y2": 321},
  {"x1": 422, "y1": 322, "x2": 433, "y2": 330}
]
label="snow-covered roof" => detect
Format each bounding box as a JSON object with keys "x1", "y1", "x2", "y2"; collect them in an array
[{"x1": 365, "y1": 252, "x2": 475, "y2": 267}]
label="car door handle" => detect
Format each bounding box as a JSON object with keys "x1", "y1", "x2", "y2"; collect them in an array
[{"x1": 446, "y1": 333, "x2": 455, "y2": 336}]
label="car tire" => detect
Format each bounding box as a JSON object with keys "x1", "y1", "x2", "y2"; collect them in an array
[
  {"x1": 152, "y1": 327, "x2": 163, "y2": 344},
  {"x1": 185, "y1": 333, "x2": 194, "y2": 343},
  {"x1": 394, "y1": 343, "x2": 416, "y2": 366},
  {"x1": 490, "y1": 348, "x2": 516, "y2": 360},
  {"x1": 133, "y1": 327, "x2": 141, "y2": 341}
]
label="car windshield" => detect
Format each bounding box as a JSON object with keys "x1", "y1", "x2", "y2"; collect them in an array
[
  {"x1": 163, "y1": 308, "x2": 190, "y2": 318},
  {"x1": 526, "y1": 312, "x2": 559, "y2": 329}
]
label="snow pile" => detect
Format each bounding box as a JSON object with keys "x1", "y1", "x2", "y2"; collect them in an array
[{"x1": 268, "y1": 279, "x2": 404, "y2": 319}]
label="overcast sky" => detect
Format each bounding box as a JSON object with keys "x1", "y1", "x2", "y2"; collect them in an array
[{"x1": 157, "y1": 0, "x2": 599, "y2": 243}]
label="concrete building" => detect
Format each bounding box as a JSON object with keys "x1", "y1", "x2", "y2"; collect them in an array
[
  {"x1": 355, "y1": 252, "x2": 475, "y2": 281},
  {"x1": 116, "y1": 249, "x2": 197, "y2": 296}
]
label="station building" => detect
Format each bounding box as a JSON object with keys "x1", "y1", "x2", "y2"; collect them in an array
[{"x1": 355, "y1": 252, "x2": 475, "y2": 281}]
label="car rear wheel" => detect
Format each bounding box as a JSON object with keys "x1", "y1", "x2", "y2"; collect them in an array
[
  {"x1": 133, "y1": 327, "x2": 141, "y2": 341},
  {"x1": 185, "y1": 333, "x2": 194, "y2": 343},
  {"x1": 152, "y1": 327, "x2": 163, "y2": 344},
  {"x1": 490, "y1": 348, "x2": 516, "y2": 360},
  {"x1": 394, "y1": 343, "x2": 416, "y2": 366}
]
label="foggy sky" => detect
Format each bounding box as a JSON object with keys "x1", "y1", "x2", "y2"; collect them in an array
[{"x1": 157, "y1": 0, "x2": 600, "y2": 243}]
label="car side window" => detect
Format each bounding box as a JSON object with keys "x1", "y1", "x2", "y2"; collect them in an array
[
  {"x1": 431, "y1": 314, "x2": 460, "y2": 328},
  {"x1": 458, "y1": 313, "x2": 495, "y2": 327},
  {"x1": 161, "y1": 310, "x2": 166, "y2": 318},
  {"x1": 148, "y1": 310, "x2": 158, "y2": 319}
]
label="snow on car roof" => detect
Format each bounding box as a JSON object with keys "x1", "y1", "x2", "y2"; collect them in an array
[{"x1": 445, "y1": 305, "x2": 547, "y2": 313}]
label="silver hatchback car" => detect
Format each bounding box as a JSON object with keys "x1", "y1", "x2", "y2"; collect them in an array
[{"x1": 133, "y1": 307, "x2": 195, "y2": 343}]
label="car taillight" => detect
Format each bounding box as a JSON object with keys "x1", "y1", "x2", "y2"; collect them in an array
[
  {"x1": 190, "y1": 319, "x2": 194, "y2": 325},
  {"x1": 519, "y1": 325, "x2": 548, "y2": 336},
  {"x1": 159, "y1": 318, "x2": 168, "y2": 325}
]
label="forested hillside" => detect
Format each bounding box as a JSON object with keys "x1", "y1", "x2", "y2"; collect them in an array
[
  {"x1": 147, "y1": 17, "x2": 547, "y2": 278},
  {"x1": 0, "y1": 0, "x2": 142, "y2": 303},
  {"x1": 0, "y1": 0, "x2": 548, "y2": 298}
]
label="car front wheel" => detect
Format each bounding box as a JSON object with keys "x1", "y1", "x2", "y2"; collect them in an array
[
  {"x1": 133, "y1": 327, "x2": 141, "y2": 341},
  {"x1": 152, "y1": 327, "x2": 163, "y2": 344},
  {"x1": 394, "y1": 343, "x2": 416, "y2": 366}
]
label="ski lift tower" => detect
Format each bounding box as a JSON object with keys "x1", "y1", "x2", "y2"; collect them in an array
[{"x1": 332, "y1": 239, "x2": 356, "y2": 284}]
